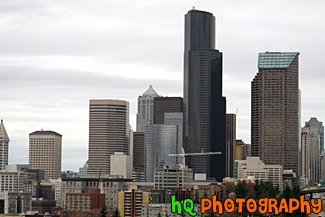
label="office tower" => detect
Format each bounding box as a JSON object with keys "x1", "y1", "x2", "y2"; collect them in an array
[
  {"x1": 301, "y1": 128, "x2": 311, "y2": 183},
  {"x1": 251, "y1": 52, "x2": 300, "y2": 174},
  {"x1": 0, "y1": 120, "x2": 9, "y2": 170},
  {"x1": 164, "y1": 112, "x2": 183, "y2": 164},
  {"x1": 88, "y1": 99, "x2": 129, "y2": 174},
  {"x1": 320, "y1": 153, "x2": 325, "y2": 181},
  {"x1": 29, "y1": 130, "x2": 62, "y2": 180},
  {"x1": 132, "y1": 132, "x2": 145, "y2": 181},
  {"x1": 183, "y1": 9, "x2": 226, "y2": 181},
  {"x1": 310, "y1": 134, "x2": 320, "y2": 183},
  {"x1": 226, "y1": 114, "x2": 236, "y2": 177},
  {"x1": 153, "y1": 97, "x2": 183, "y2": 124},
  {"x1": 144, "y1": 125, "x2": 178, "y2": 182},
  {"x1": 236, "y1": 140, "x2": 250, "y2": 160},
  {"x1": 305, "y1": 117, "x2": 324, "y2": 151},
  {"x1": 136, "y1": 85, "x2": 159, "y2": 132}
]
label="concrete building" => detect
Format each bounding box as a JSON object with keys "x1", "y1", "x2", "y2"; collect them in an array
[
  {"x1": 141, "y1": 203, "x2": 200, "y2": 217},
  {"x1": 144, "y1": 125, "x2": 178, "y2": 182},
  {"x1": 301, "y1": 127, "x2": 311, "y2": 182},
  {"x1": 66, "y1": 189, "x2": 105, "y2": 211},
  {"x1": 310, "y1": 134, "x2": 320, "y2": 183},
  {"x1": 153, "y1": 97, "x2": 183, "y2": 125},
  {"x1": 79, "y1": 161, "x2": 88, "y2": 175},
  {"x1": 136, "y1": 85, "x2": 160, "y2": 132},
  {"x1": 154, "y1": 166, "x2": 193, "y2": 190},
  {"x1": 0, "y1": 120, "x2": 9, "y2": 170},
  {"x1": 29, "y1": 130, "x2": 62, "y2": 180},
  {"x1": 0, "y1": 166, "x2": 28, "y2": 192},
  {"x1": 320, "y1": 151, "x2": 325, "y2": 184},
  {"x1": 235, "y1": 157, "x2": 283, "y2": 190},
  {"x1": 118, "y1": 186, "x2": 149, "y2": 217},
  {"x1": 305, "y1": 117, "x2": 324, "y2": 151},
  {"x1": 132, "y1": 132, "x2": 145, "y2": 181},
  {"x1": 226, "y1": 114, "x2": 236, "y2": 177},
  {"x1": 301, "y1": 127, "x2": 320, "y2": 184},
  {"x1": 110, "y1": 152, "x2": 132, "y2": 179},
  {"x1": 251, "y1": 52, "x2": 300, "y2": 174},
  {"x1": 183, "y1": 9, "x2": 226, "y2": 181},
  {"x1": 0, "y1": 192, "x2": 32, "y2": 214},
  {"x1": 61, "y1": 176, "x2": 131, "y2": 211},
  {"x1": 88, "y1": 99, "x2": 129, "y2": 175}
]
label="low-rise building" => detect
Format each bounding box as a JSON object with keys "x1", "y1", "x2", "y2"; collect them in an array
[
  {"x1": 235, "y1": 157, "x2": 283, "y2": 190},
  {"x1": 66, "y1": 189, "x2": 105, "y2": 211},
  {"x1": 118, "y1": 186, "x2": 149, "y2": 217},
  {"x1": 0, "y1": 192, "x2": 32, "y2": 214},
  {"x1": 154, "y1": 166, "x2": 193, "y2": 190}
]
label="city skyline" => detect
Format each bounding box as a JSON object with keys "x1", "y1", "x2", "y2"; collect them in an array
[{"x1": 0, "y1": 0, "x2": 325, "y2": 171}]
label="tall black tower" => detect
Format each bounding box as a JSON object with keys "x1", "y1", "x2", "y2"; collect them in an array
[{"x1": 183, "y1": 9, "x2": 226, "y2": 181}]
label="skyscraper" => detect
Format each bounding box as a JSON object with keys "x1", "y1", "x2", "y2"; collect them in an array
[
  {"x1": 144, "y1": 125, "x2": 178, "y2": 182},
  {"x1": 251, "y1": 52, "x2": 300, "y2": 174},
  {"x1": 0, "y1": 120, "x2": 9, "y2": 170},
  {"x1": 88, "y1": 99, "x2": 129, "y2": 174},
  {"x1": 183, "y1": 9, "x2": 226, "y2": 181},
  {"x1": 29, "y1": 130, "x2": 62, "y2": 180},
  {"x1": 136, "y1": 85, "x2": 159, "y2": 132},
  {"x1": 226, "y1": 114, "x2": 236, "y2": 177},
  {"x1": 305, "y1": 117, "x2": 324, "y2": 152},
  {"x1": 153, "y1": 97, "x2": 183, "y2": 125}
]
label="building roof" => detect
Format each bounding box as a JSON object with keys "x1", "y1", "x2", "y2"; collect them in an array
[
  {"x1": 142, "y1": 85, "x2": 159, "y2": 97},
  {"x1": 308, "y1": 117, "x2": 320, "y2": 123},
  {"x1": 29, "y1": 130, "x2": 62, "y2": 137},
  {"x1": 258, "y1": 52, "x2": 299, "y2": 69},
  {"x1": 0, "y1": 120, "x2": 9, "y2": 142}
]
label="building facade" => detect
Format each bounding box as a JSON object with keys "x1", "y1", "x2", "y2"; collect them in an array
[
  {"x1": 154, "y1": 166, "x2": 193, "y2": 190},
  {"x1": 153, "y1": 97, "x2": 183, "y2": 125},
  {"x1": 118, "y1": 186, "x2": 149, "y2": 217},
  {"x1": 235, "y1": 157, "x2": 283, "y2": 190},
  {"x1": 183, "y1": 9, "x2": 226, "y2": 181},
  {"x1": 144, "y1": 125, "x2": 178, "y2": 182},
  {"x1": 226, "y1": 114, "x2": 236, "y2": 177},
  {"x1": 29, "y1": 130, "x2": 62, "y2": 181},
  {"x1": 88, "y1": 99, "x2": 129, "y2": 175},
  {"x1": 136, "y1": 85, "x2": 159, "y2": 132},
  {"x1": 66, "y1": 189, "x2": 105, "y2": 211},
  {"x1": 305, "y1": 117, "x2": 324, "y2": 151},
  {"x1": 301, "y1": 128, "x2": 311, "y2": 182},
  {"x1": 0, "y1": 192, "x2": 32, "y2": 214},
  {"x1": 251, "y1": 52, "x2": 300, "y2": 174},
  {"x1": 110, "y1": 152, "x2": 132, "y2": 179},
  {"x1": 132, "y1": 132, "x2": 145, "y2": 181},
  {"x1": 0, "y1": 120, "x2": 9, "y2": 170}
]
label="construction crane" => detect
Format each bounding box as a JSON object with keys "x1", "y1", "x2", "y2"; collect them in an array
[{"x1": 168, "y1": 148, "x2": 222, "y2": 188}]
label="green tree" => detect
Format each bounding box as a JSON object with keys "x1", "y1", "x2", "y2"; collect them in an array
[
  {"x1": 112, "y1": 208, "x2": 121, "y2": 217},
  {"x1": 100, "y1": 205, "x2": 107, "y2": 217},
  {"x1": 235, "y1": 180, "x2": 248, "y2": 198}
]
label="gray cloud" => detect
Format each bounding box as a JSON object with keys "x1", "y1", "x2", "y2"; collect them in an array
[{"x1": 1, "y1": 0, "x2": 325, "y2": 170}]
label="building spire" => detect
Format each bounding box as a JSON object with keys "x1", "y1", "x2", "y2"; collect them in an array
[{"x1": 0, "y1": 119, "x2": 9, "y2": 141}]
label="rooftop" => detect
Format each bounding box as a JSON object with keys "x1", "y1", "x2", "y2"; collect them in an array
[
  {"x1": 142, "y1": 85, "x2": 159, "y2": 97},
  {"x1": 258, "y1": 52, "x2": 299, "y2": 69},
  {"x1": 30, "y1": 130, "x2": 62, "y2": 137},
  {"x1": 0, "y1": 120, "x2": 9, "y2": 141}
]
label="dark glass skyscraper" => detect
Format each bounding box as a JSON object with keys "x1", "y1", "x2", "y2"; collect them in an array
[{"x1": 183, "y1": 9, "x2": 226, "y2": 181}]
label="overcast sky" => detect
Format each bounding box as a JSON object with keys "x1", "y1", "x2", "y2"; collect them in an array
[{"x1": 1, "y1": 0, "x2": 324, "y2": 171}]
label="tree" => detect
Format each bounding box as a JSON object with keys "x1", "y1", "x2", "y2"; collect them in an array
[
  {"x1": 235, "y1": 180, "x2": 248, "y2": 198},
  {"x1": 100, "y1": 205, "x2": 107, "y2": 217},
  {"x1": 112, "y1": 208, "x2": 120, "y2": 217}
]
